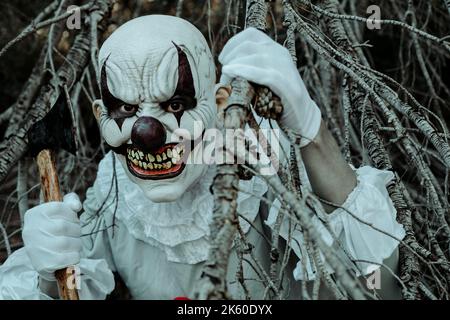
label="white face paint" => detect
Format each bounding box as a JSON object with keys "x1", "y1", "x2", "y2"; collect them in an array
[{"x1": 97, "y1": 15, "x2": 216, "y2": 202}]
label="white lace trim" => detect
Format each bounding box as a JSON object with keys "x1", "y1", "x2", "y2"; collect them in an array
[{"x1": 94, "y1": 152, "x2": 267, "y2": 264}]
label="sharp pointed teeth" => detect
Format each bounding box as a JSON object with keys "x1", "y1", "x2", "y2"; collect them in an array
[
  {"x1": 148, "y1": 154, "x2": 155, "y2": 162},
  {"x1": 173, "y1": 149, "x2": 179, "y2": 157},
  {"x1": 156, "y1": 154, "x2": 162, "y2": 163},
  {"x1": 167, "y1": 149, "x2": 172, "y2": 157},
  {"x1": 138, "y1": 151, "x2": 144, "y2": 159},
  {"x1": 148, "y1": 163, "x2": 154, "y2": 170},
  {"x1": 162, "y1": 152, "x2": 167, "y2": 160},
  {"x1": 171, "y1": 158, "x2": 177, "y2": 164},
  {"x1": 139, "y1": 161, "x2": 142, "y2": 168},
  {"x1": 132, "y1": 159, "x2": 138, "y2": 165},
  {"x1": 143, "y1": 163, "x2": 147, "y2": 169}
]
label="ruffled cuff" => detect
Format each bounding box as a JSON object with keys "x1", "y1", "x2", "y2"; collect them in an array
[
  {"x1": 327, "y1": 166, "x2": 406, "y2": 275},
  {"x1": 77, "y1": 258, "x2": 115, "y2": 300}
]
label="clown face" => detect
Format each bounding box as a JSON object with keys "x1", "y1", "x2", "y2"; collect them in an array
[{"x1": 94, "y1": 15, "x2": 216, "y2": 202}]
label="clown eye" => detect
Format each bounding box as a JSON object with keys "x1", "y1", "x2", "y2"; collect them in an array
[
  {"x1": 161, "y1": 95, "x2": 196, "y2": 113},
  {"x1": 166, "y1": 102, "x2": 185, "y2": 113},
  {"x1": 119, "y1": 104, "x2": 138, "y2": 116},
  {"x1": 109, "y1": 103, "x2": 138, "y2": 119}
]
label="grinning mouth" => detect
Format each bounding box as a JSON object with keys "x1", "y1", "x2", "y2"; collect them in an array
[{"x1": 126, "y1": 143, "x2": 187, "y2": 180}]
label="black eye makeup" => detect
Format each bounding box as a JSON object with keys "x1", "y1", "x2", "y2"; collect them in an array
[
  {"x1": 101, "y1": 56, "x2": 139, "y2": 124},
  {"x1": 160, "y1": 95, "x2": 196, "y2": 114},
  {"x1": 110, "y1": 104, "x2": 139, "y2": 118},
  {"x1": 161, "y1": 43, "x2": 198, "y2": 127}
]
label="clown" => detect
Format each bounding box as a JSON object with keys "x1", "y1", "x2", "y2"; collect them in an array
[{"x1": 0, "y1": 15, "x2": 405, "y2": 300}]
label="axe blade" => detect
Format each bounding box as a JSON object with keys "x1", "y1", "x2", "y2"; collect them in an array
[{"x1": 28, "y1": 91, "x2": 77, "y2": 157}]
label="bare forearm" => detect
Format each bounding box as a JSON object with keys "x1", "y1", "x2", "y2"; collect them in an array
[{"x1": 301, "y1": 120, "x2": 356, "y2": 213}]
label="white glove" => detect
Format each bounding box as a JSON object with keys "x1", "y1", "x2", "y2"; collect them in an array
[
  {"x1": 219, "y1": 27, "x2": 322, "y2": 147},
  {"x1": 22, "y1": 193, "x2": 82, "y2": 281}
]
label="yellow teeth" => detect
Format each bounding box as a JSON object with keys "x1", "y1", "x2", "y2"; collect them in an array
[{"x1": 127, "y1": 146, "x2": 184, "y2": 171}]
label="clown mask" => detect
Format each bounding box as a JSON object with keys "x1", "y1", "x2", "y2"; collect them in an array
[{"x1": 93, "y1": 15, "x2": 216, "y2": 202}]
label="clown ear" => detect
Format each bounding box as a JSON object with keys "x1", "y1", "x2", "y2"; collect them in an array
[
  {"x1": 215, "y1": 85, "x2": 231, "y2": 112},
  {"x1": 92, "y1": 99, "x2": 103, "y2": 121}
]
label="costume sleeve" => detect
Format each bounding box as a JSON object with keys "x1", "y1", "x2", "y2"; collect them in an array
[
  {"x1": 0, "y1": 248, "x2": 52, "y2": 300},
  {"x1": 77, "y1": 185, "x2": 116, "y2": 300},
  {"x1": 266, "y1": 165, "x2": 405, "y2": 280},
  {"x1": 0, "y1": 186, "x2": 115, "y2": 300},
  {"x1": 325, "y1": 166, "x2": 405, "y2": 275}
]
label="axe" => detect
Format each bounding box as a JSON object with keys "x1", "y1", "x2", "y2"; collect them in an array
[{"x1": 27, "y1": 86, "x2": 79, "y2": 300}]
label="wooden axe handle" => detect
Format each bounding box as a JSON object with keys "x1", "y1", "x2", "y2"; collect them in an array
[{"x1": 36, "y1": 149, "x2": 79, "y2": 300}]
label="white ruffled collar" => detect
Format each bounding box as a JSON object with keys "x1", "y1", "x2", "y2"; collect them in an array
[{"x1": 94, "y1": 152, "x2": 267, "y2": 264}]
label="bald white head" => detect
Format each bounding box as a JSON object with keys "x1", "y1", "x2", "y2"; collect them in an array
[
  {"x1": 95, "y1": 15, "x2": 217, "y2": 202},
  {"x1": 99, "y1": 15, "x2": 215, "y2": 107}
]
